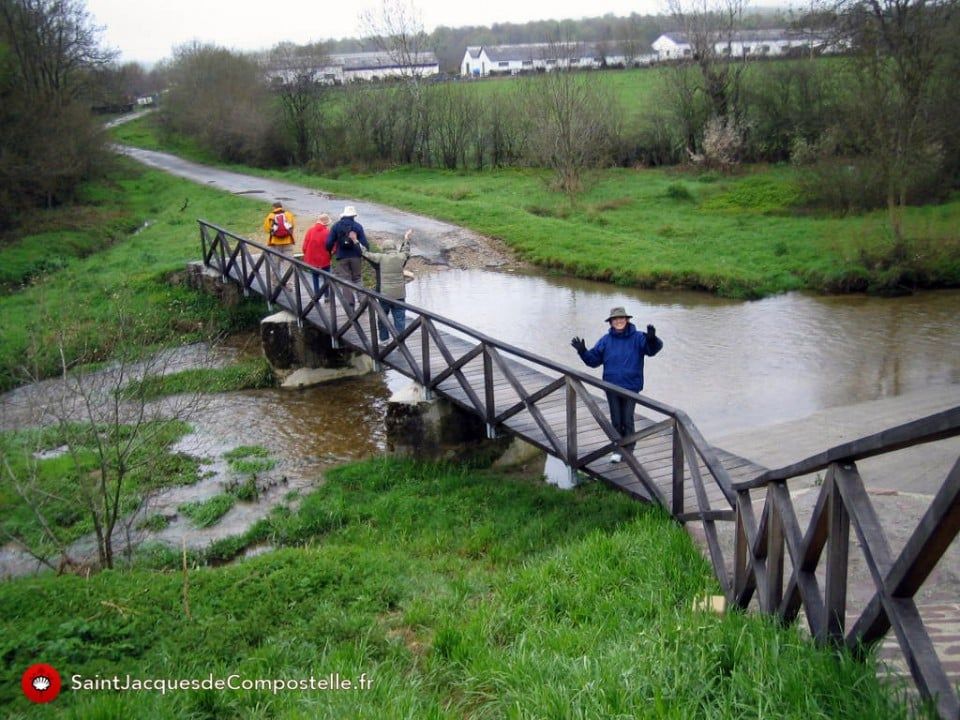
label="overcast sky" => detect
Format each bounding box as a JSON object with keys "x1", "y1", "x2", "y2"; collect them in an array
[{"x1": 85, "y1": 0, "x2": 689, "y2": 65}]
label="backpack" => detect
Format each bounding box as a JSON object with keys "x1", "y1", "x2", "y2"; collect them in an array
[{"x1": 271, "y1": 211, "x2": 292, "y2": 239}]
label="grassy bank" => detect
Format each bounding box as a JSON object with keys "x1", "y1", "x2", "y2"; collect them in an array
[
  {"x1": 0, "y1": 159, "x2": 272, "y2": 392},
  {"x1": 112, "y1": 116, "x2": 960, "y2": 299},
  {"x1": 0, "y1": 458, "x2": 924, "y2": 718}
]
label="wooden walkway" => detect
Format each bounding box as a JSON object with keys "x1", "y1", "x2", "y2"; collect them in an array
[
  {"x1": 199, "y1": 221, "x2": 960, "y2": 718},
  {"x1": 200, "y1": 222, "x2": 761, "y2": 512}
]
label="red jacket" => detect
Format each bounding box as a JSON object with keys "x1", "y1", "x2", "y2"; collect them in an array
[{"x1": 302, "y1": 223, "x2": 331, "y2": 268}]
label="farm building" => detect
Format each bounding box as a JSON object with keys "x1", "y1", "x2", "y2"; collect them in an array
[
  {"x1": 651, "y1": 29, "x2": 831, "y2": 60},
  {"x1": 460, "y1": 43, "x2": 655, "y2": 77},
  {"x1": 266, "y1": 51, "x2": 439, "y2": 85}
]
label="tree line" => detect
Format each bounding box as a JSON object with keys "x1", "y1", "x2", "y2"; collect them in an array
[
  {"x1": 2, "y1": 0, "x2": 959, "y2": 228},
  {"x1": 156, "y1": 0, "x2": 960, "y2": 220}
]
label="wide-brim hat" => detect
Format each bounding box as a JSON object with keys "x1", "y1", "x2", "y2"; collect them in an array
[
  {"x1": 341, "y1": 205, "x2": 358, "y2": 218},
  {"x1": 605, "y1": 306, "x2": 632, "y2": 322}
]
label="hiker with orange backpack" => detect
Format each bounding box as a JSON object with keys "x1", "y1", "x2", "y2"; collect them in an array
[
  {"x1": 263, "y1": 201, "x2": 296, "y2": 254},
  {"x1": 262, "y1": 201, "x2": 297, "y2": 290}
]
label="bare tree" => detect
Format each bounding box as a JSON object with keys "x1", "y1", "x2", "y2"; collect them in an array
[
  {"x1": 616, "y1": 15, "x2": 648, "y2": 66},
  {"x1": 359, "y1": 0, "x2": 433, "y2": 166},
  {"x1": 667, "y1": 0, "x2": 750, "y2": 154},
  {"x1": 360, "y1": 0, "x2": 431, "y2": 79},
  {"x1": 425, "y1": 83, "x2": 478, "y2": 169},
  {"x1": 0, "y1": 0, "x2": 115, "y2": 105},
  {"x1": 477, "y1": 86, "x2": 530, "y2": 170},
  {"x1": 0, "y1": 0, "x2": 115, "y2": 216},
  {"x1": 524, "y1": 51, "x2": 622, "y2": 200},
  {"x1": 826, "y1": 0, "x2": 958, "y2": 239},
  {"x1": 268, "y1": 43, "x2": 332, "y2": 165},
  {"x1": 1, "y1": 309, "x2": 211, "y2": 571},
  {"x1": 161, "y1": 42, "x2": 276, "y2": 164}
]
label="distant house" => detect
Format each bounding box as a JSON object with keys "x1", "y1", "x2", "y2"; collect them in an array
[
  {"x1": 265, "y1": 50, "x2": 439, "y2": 85},
  {"x1": 334, "y1": 51, "x2": 440, "y2": 82},
  {"x1": 459, "y1": 42, "x2": 655, "y2": 77},
  {"x1": 651, "y1": 29, "x2": 831, "y2": 61}
]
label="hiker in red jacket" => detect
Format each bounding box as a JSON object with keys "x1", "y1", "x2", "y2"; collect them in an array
[{"x1": 302, "y1": 213, "x2": 332, "y2": 298}]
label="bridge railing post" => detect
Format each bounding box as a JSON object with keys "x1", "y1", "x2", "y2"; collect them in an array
[
  {"x1": 565, "y1": 377, "x2": 577, "y2": 470},
  {"x1": 293, "y1": 261, "x2": 303, "y2": 326},
  {"x1": 216, "y1": 230, "x2": 228, "y2": 283},
  {"x1": 199, "y1": 224, "x2": 209, "y2": 266},
  {"x1": 368, "y1": 301, "x2": 381, "y2": 371},
  {"x1": 239, "y1": 241, "x2": 250, "y2": 296},
  {"x1": 672, "y1": 420, "x2": 684, "y2": 516},
  {"x1": 483, "y1": 343, "x2": 497, "y2": 438},
  {"x1": 417, "y1": 314, "x2": 432, "y2": 399}
]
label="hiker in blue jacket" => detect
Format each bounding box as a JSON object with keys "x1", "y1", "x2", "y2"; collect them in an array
[
  {"x1": 571, "y1": 307, "x2": 663, "y2": 464},
  {"x1": 325, "y1": 205, "x2": 369, "y2": 308}
]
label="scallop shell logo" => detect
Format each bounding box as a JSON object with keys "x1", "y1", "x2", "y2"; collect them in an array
[{"x1": 21, "y1": 663, "x2": 61, "y2": 703}]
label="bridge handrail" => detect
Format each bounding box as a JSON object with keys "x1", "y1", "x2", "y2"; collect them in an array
[
  {"x1": 728, "y1": 405, "x2": 960, "y2": 720},
  {"x1": 199, "y1": 221, "x2": 687, "y2": 414},
  {"x1": 734, "y1": 405, "x2": 960, "y2": 490},
  {"x1": 198, "y1": 219, "x2": 738, "y2": 508}
]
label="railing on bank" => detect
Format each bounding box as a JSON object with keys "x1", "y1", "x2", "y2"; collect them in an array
[
  {"x1": 731, "y1": 409, "x2": 960, "y2": 719},
  {"x1": 200, "y1": 220, "x2": 960, "y2": 718}
]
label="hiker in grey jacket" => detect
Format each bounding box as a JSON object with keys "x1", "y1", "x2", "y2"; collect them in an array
[{"x1": 361, "y1": 230, "x2": 412, "y2": 341}]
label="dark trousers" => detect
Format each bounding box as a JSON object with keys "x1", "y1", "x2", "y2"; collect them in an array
[
  {"x1": 378, "y1": 299, "x2": 406, "y2": 341},
  {"x1": 311, "y1": 266, "x2": 331, "y2": 298},
  {"x1": 605, "y1": 391, "x2": 637, "y2": 453},
  {"x1": 334, "y1": 257, "x2": 363, "y2": 307}
]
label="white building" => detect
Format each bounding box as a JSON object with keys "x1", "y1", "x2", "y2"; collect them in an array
[
  {"x1": 266, "y1": 51, "x2": 439, "y2": 85},
  {"x1": 651, "y1": 30, "x2": 830, "y2": 61},
  {"x1": 335, "y1": 51, "x2": 440, "y2": 82},
  {"x1": 460, "y1": 43, "x2": 655, "y2": 77}
]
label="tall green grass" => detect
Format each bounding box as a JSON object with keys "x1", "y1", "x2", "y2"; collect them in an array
[{"x1": 0, "y1": 459, "x2": 926, "y2": 718}]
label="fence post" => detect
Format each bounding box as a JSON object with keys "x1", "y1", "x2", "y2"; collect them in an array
[
  {"x1": 483, "y1": 344, "x2": 496, "y2": 439},
  {"x1": 824, "y1": 465, "x2": 850, "y2": 644},
  {"x1": 565, "y1": 378, "x2": 578, "y2": 469},
  {"x1": 672, "y1": 420, "x2": 684, "y2": 516}
]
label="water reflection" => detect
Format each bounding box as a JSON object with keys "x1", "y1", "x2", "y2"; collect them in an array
[{"x1": 406, "y1": 270, "x2": 960, "y2": 436}]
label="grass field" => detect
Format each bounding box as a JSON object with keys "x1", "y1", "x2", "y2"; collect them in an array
[
  {"x1": 0, "y1": 458, "x2": 927, "y2": 719},
  {"x1": 112, "y1": 114, "x2": 960, "y2": 299},
  {"x1": 0, "y1": 159, "x2": 270, "y2": 392}
]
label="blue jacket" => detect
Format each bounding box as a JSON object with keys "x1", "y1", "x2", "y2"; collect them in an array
[
  {"x1": 325, "y1": 217, "x2": 369, "y2": 259},
  {"x1": 579, "y1": 323, "x2": 663, "y2": 392}
]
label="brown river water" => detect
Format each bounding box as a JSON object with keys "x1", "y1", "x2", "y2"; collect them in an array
[{"x1": 2, "y1": 268, "x2": 958, "y2": 573}]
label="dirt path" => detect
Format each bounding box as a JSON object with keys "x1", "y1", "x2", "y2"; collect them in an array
[{"x1": 114, "y1": 144, "x2": 520, "y2": 272}]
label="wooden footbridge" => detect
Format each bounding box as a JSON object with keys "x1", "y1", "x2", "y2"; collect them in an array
[{"x1": 200, "y1": 221, "x2": 960, "y2": 718}]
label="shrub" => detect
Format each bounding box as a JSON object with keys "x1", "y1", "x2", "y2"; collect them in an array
[{"x1": 664, "y1": 183, "x2": 694, "y2": 202}]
